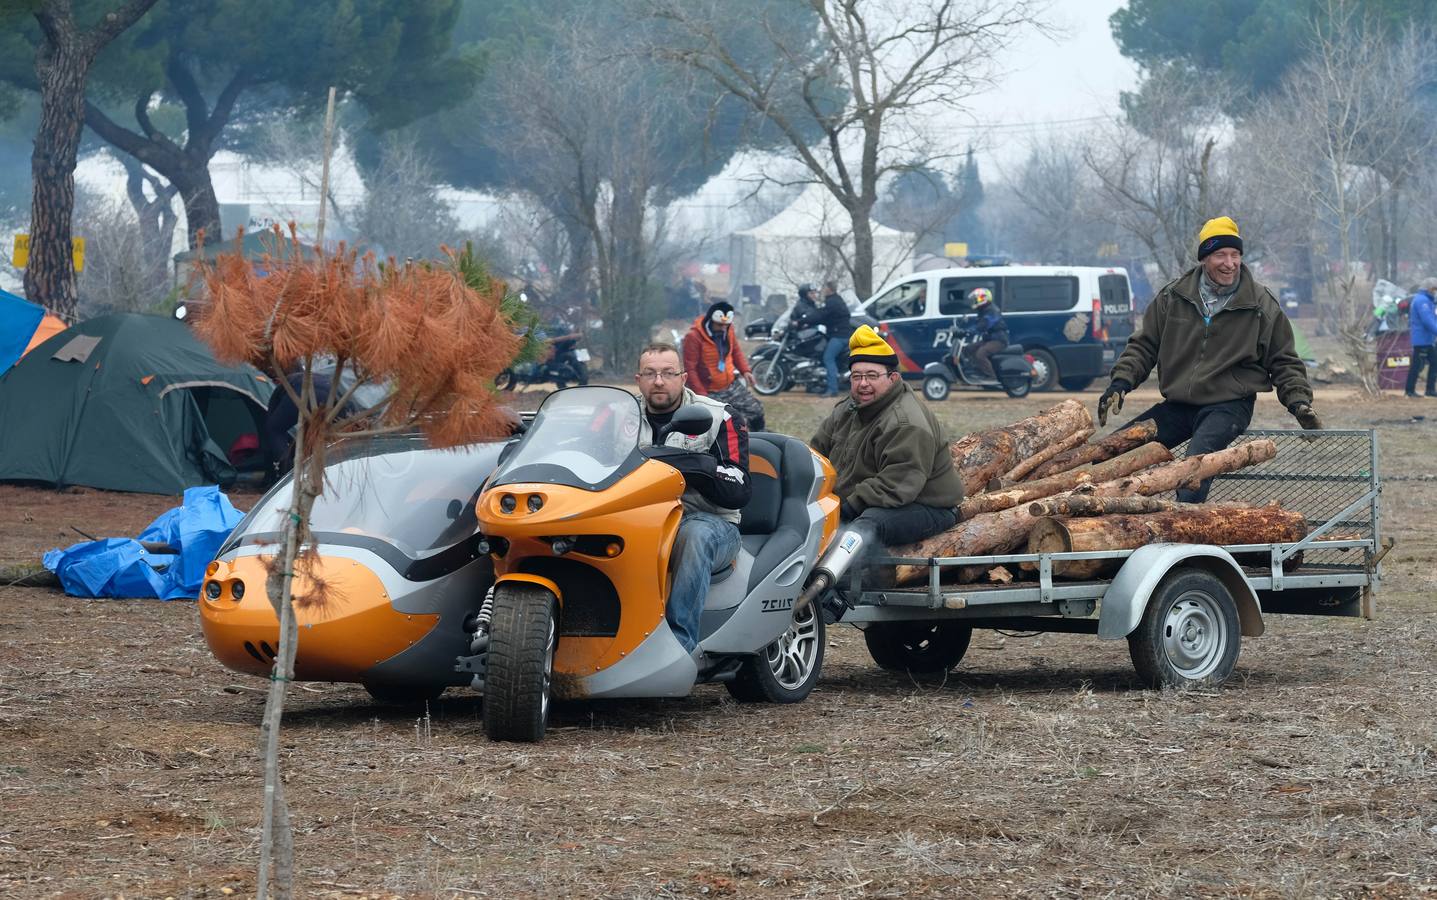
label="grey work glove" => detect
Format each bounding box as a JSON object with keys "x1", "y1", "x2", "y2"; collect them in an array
[
  {"x1": 1289, "y1": 401, "x2": 1323, "y2": 430},
  {"x1": 1097, "y1": 378, "x2": 1131, "y2": 427}
]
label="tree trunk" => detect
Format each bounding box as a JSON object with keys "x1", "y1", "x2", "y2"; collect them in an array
[
  {"x1": 1027, "y1": 495, "x2": 1252, "y2": 518},
  {"x1": 1086, "y1": 439, "x2": 1278, "y2": 499},
  {"x1": 1028, "y1": 419, "x2": 1158, "y2": 480},
  {"x1": 24, "y1": 27, "x2": 90, "y2": 319},
  {"x1": 555, "y1": 214, "x2": 593, "y2": 309},
  {"x1": 951, "y1": 399, "x2": 1093, "y2": 495},
  {"x1": 890, "y1": 439, "x2": 1261, "y2": 586},
  {"x1": 958, "y1": 441, "x2": 1172, "y2": 519},
  {"x1": 1028, "y1": 505, "x2": 1307, "y2": 580},
  {"x1": 171, "y1": 158, "x2": 222, "y2": 248},
  {"x1": 1000, "y1": 428, "x2": 1093, "y2": 485},
  {"x1": 850, "y1": 201, "x2": 875, "y2": 298}
]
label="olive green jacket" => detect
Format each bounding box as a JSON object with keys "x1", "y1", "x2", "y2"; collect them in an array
[
  {"x1": 1111, "y1": 265, "x2": 1313, "y2": 409},
  {"x1": 810, "y1": 382, "x2": 964, "y2": 514}
]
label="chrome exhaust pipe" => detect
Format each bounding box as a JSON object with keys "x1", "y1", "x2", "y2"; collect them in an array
[{"x1": 797, "y1": 528, "x2": 866, "y2": 607}]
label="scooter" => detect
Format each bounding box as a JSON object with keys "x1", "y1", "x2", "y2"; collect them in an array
[
  {"x1": 455, "y1": 385, "x2": 850, "y2": 742},
  {"x1": 922, "y1": 321, "x2": 1034, "y2": 400}
]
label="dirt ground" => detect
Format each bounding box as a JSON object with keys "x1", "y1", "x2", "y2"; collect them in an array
[{"x1": 2, "y1": 384, "x2": 1435, "y2": 899}]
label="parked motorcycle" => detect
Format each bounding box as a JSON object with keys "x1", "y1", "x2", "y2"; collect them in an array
[
  {"x1": 748, "y1": 322, "x2": 847, "y2": 396},
  {"x1": 496, "y1": 336, "x2": 590, "y2": 390},
  {"x1": 922, "y1": 319, "x2": 1034, "y2": 400}
]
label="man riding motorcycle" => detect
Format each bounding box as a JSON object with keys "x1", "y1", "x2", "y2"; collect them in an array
[{"x1": 956, "y1": 288, "x2": 1008, "y2": 379}]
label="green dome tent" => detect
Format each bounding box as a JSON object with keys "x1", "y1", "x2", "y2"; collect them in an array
[{"x1": 0, "y1": 314, "x2": 273, "y2": 494}]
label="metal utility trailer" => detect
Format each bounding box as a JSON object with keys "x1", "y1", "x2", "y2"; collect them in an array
[{"x1": 841, "y1": 430, "x2": 1387, "y2": 687}]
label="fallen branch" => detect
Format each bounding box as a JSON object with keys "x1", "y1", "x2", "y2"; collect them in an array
[
  {"x1": 1000, "y1": 428, "x2": 1093, "y2": 485},
  {"x1": 958, "y1": 441, "x2": 1172, "y2": 519},
  {"x1": 1028, "y1": 419, "x2": 1158, "y2": 480}
]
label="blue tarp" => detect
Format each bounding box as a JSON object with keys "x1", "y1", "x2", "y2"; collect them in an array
[
  {"x1": 0, "y1": 288, "x2": 45, "y2": 371},
  {"x1": 43, "y1": 486, "x2": 245, "y2": 599}
]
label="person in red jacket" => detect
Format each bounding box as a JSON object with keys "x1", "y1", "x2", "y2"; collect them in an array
[{"x1": 682, "y1": 301, "x2": 766, "y2": 432}]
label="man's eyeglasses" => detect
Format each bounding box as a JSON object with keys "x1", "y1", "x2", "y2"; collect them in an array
[
  {"x1": 849, "y1": 371, "x2": 894, "y2": 383},
  {"x1": 637, "y1": 369, "x2": 684, "y2": 381}
]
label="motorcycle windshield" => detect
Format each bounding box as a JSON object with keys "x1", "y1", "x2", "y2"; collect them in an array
[{"x1": 491, "y1": 386, "x2": 644, "y2": 491}]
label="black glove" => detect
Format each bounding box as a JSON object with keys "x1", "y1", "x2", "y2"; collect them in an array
[
  {"x1": 1097, "y1": 378, "x2": 1131, "y2": 427},
  {"x1": 1289, "y1": 402, "x2": 1323, "y2": 430}
]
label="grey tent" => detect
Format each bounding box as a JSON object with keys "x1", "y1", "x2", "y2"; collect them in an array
[{"x1": 0, "y1": 313, "x2": 273, "y2": 494}]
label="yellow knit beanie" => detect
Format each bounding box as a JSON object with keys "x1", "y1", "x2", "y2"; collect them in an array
[
  {"x1": 1197, "y1": 216, "x2": 1242, "y2": 260},
  {"x1": 848, "y1": 324, "x2": 898, "y2": 369}
]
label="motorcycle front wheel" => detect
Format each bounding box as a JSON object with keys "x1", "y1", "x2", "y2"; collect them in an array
[
  {"x1": 495, "y1": 369, "x2": 518, "y2": 391},
  {"x1": 751, "y1": 357, "x2": 791, "y2": 395}
]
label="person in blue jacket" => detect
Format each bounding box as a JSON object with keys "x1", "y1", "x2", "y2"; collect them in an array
[
  {"x1": 1407, "y1": 279, "x2": 1437, "y2": 398},
  {"x1": 962, "y1": 287, "x2": 1008, "y2": 378}
]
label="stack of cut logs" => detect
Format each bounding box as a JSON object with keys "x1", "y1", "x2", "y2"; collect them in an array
[{"x1": 888, "y1": 399, "x2": 1306, "y2": 585}]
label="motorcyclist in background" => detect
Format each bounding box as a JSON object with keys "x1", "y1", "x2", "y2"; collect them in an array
[
  {"x1": 791, "y1": 282, "x2": 852, "y2": 397},
  {"x1": 959, "y1": 288, "x2": 1008, "y2": 379}
]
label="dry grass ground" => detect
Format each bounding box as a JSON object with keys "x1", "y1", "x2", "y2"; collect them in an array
[{"x1": 1, "y1": 384, "x2": 1435, "y2": 898}]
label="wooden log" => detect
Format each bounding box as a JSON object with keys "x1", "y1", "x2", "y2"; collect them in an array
[
  {"x1": 1027, "y1": 504, "x2": 1307, "y2": 580},
  {"x1": 958, "y1": 441, "x2": 1172, "y2": 520},
  {"x1": 951, "y1": 399, "x2": 1093, "y2": 496},
  {"x1": 1027, "y1": 496, "x2": 1256, "y2": 518},
  {"x1": 892, "y1": 504, "x2": 1045, "y2": 585},
  {"x1": 952, "y1": 430, "x2": 1017, "y2": 497},
  {"x1": 1027, "y1": 420, "x2": 1158, "y2": 480},
  {"x1": 1088, "y1": 439, "x2": 1278, "y2": 499},
  {"x1": 1000, "y1": 428, "x2": 1093, "y2": 486}
]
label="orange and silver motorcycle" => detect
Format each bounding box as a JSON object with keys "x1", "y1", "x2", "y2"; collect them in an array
[{"x1": 458, "y1": 385, "x2": 852, "y2": 742}]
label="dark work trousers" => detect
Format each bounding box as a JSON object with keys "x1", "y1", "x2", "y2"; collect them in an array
[
  {"x1": 971, "y1": 339, "x2": 1005, "y2": 378},
  {"x1": 1120, "y1": 396, "x2": 1255, "y2": 503},
  {"x1": 845, "y1": 503, "x2": 959, "y2": 570},
  {"x1": 1406, "y1": 344, "x2": 1437, "y2": 395}
]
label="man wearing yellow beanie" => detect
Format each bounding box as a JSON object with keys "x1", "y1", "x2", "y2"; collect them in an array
[
  {"x1": 1098, "y1": 215, "x2": 1320, "y2": 502},
  {"x1": 810, "y1": 326, "x2": 963, "y2": 619}
]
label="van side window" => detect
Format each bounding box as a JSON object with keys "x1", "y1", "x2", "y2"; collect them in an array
[
  {"x1": 939, "y1": 278, "x2": 1000, "y2": 315},
  {"x1": 1005, "y1": 276, "x2": 1078, "y2": 312},
  {"x1": 869, "y1": 280, "x2": 927, "y2": 319}
]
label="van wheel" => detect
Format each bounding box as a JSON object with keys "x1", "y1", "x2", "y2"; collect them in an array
[
  {"x1": 922, "y1": 374, "x2": 950, "y2": 401},
  {"x1": 864, "y1": 620, "x2": 971, "y2": 682},
  {"x1": 1027, "y1": 349, "x2": 1059, "y2": 392},
  {"x1": 1128, "y1": 568, "x2": 1240, "y2": 688},
  {"x1": 483, "y1": 583, "x2": 559, "y2": 742},
  {"x1": 1059, "y1": 376, "x2": 1095, "y2": 391},
  {"x1": 727, "y1": 596, "x2": 824, "y2": 703}
]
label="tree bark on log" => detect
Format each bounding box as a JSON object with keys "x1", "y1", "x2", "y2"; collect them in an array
[
  {"x1": 1027, "y1": 504, "x2": 1307, "y2": 579},
  {"x1": 1000, "y1": 428, "x2": 1093, "y2": 486},
  {"x1": 1087, "y1": 439, "x2": 1278, "y2": 499},
  {"x1": 1027, "y1": 496, "x2": 1256, "y2": 517},
  {"x1": 1028, "y1": 420, "x2": 1158, "y2": 480},
  {"x1": 958, "y1": 441, "x2": 1172, "y2": 519},
  {"x1": 952, "y1": 399, "x2": 1093, "y2": 496},
  {"x1": 891, "y1": 440, "x2": 1267, "y2": 586}
]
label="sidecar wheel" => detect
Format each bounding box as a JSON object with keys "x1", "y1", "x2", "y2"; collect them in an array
[
  {"x1": 726, "y1": 595, "x2": 824, "y2": 703},
  {"x1": 483, "y1": 583, "x2": 558, "y2": 742}
]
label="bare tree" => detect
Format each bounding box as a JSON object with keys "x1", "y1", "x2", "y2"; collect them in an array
[
  {"x1": 70, "y1": 182, "x2": 174, "y2": 317},
  {"x1": 350, "y1": 134, "x2": 461, "y2": 262},
  {"x1": 648, "y1": 0, "x2": 1049, "y2": 297},
  {"x1": 996, "y1": 135, "x2": 1111, "y2": 264},
  {"x1": 1081, "y1": 69, "x2": 1240, "y2": 282},
  {"x1": 1244, "y1": 1, "x2": 1437, "y2": 393}
]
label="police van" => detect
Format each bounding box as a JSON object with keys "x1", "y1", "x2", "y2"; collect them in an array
[{"x1": 859, "y1": 265, "x2": 1135, "y2": 392}]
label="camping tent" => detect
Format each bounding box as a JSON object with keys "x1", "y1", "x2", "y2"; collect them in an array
[
  {"x1": 0, "y1": 313, "x2": 274, "y2": 494},
  {"x1": 728, "y1": 184, "x2": 915, "y2": 306},
  {"x1": 0, "y1": 288, "x2": 65, "y2": 370}
]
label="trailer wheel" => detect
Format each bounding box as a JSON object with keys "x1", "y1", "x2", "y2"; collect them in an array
[
  {"x1": 864, "y1": 620, "x2": 972, "y2": 681},
  {"x1": 483, "y1": 583, "x2": 559, "y2": 742},
  {"x1": 1128, "y1": 568, "x2": 1240, "y2": 688},
  {"x1": 727, "y1": 596, "x2": 824, "y2": 703}
]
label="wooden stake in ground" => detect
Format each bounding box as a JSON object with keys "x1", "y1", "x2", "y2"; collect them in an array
[
  {"x1": 1000, "y1": 428, "x2": 1093, "y2": 485},
  {"x1": 1028, "y1": 504, "x2": 1307, "y2": 579},
  {"x1": 951, "y1": 399, "x2": 1092, "y2": 496},
  {"x1": 1027, "y1": 420, "x2": 1158, "y2": 480},
  {"x1": 958, "y1": 441, "x2": 1172, "y2": 519}
]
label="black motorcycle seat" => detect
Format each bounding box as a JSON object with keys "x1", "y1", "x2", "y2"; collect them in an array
[
  {"x1": 739, "y1": 433, "x2": 818, "y2": 593},
  {"x1": 1003, "y1": 343, "x2": 1024, "y2": 353}
]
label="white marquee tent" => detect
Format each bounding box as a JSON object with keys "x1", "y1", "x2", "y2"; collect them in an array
[{"x1": 728, "y1": 184, "x2": 914, "y2": 307}]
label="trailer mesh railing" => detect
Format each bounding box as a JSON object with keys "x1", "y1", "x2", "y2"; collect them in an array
[{"x1": 1175, "y1": 429, "x2": 1378, "y2": 570}]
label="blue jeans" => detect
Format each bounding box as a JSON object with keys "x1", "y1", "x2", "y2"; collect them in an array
[
  {"x1": 668, "y1": 511, "x2": 741, "y2": 652},
  {"x1": 822, "y1": 336, "x2": 846, "y2": 395}
]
